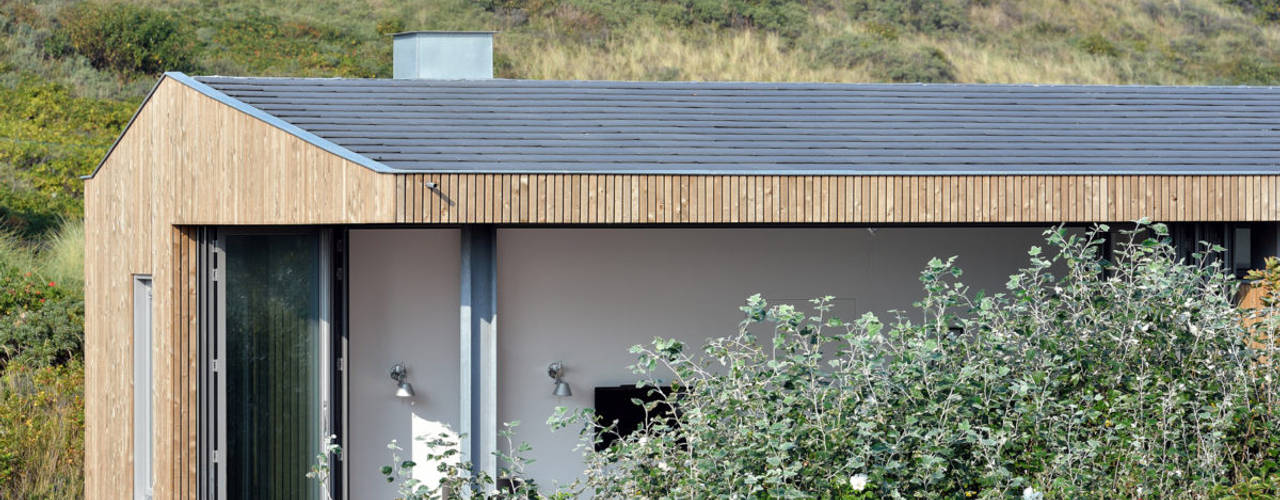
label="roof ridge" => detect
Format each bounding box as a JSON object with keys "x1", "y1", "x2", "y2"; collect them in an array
[{"x1": 192, "y1": 75, "x2": 1280, "y2": 91}]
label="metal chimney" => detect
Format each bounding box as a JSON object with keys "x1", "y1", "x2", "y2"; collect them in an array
[{"x1": 392, "y1": 31, "x2": 494, "y2": 79}]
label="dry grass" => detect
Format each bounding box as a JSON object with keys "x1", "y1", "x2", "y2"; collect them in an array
[
  {"x1": 498, "y1": 0, "x2": 1280, "y2": 85},
  {"x1": 39, "y1": 220, "x2": 83, "y2": 289},
  {"x1": 509, "y1": 25, "x2": 875, "y2": 82}
]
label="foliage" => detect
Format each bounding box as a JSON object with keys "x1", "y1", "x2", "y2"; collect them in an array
[
  {"x1": 548, "y1": 222, "x2": 1280, "y2": 497},
  {"x1": 814, "y1": 34, "x2": 956, "y2": 82},
  {"x1": 1228, "y1": 0, "x2": 1280, "y2": 22},
  {"x1": 305, "y1": 433, "x2": 343, "y2": 500},
  {"x1": 307, "y1": 423, "x2": 551, "y2": 500},
  {"x1": 1077, "y1": 33, "x2": 1120, "y2": 57},
  {"x1": 50, "y1": 1, "x2": 197, "y2": 75},
  {"x1": 666, "y1": 0, "x2": 811, "y2": 39},
  {"x1": 0, "y1": 360, "x2": 84, "y2": 498},
  {"x1": 845, "y1": 0, "x2": 969, "y2": 34},
  {"x1": 1245, "y1": 255, "x2": 1280, "y2": 307},
  {"x1": 194, "y1": 4, "x2": 389, "y2": 78},
  {"x1": 0, "y1": 79, "x2": 131, "y2": 238},
  {"x1": 0, "y1": 224, "x2": 84, "y2": 369}
]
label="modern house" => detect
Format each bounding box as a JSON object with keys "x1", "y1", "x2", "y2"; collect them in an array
[{"x1": 84, "y1": 32, "x2": 1280, "y2": 499}]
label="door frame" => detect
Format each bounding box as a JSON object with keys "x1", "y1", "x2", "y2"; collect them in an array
[{"x1": 198, "y1": 226, "x2": 348, "y2": 499}]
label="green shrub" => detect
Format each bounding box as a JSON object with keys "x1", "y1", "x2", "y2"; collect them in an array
[
  {"x1": 881, "y1": 45, "x2": 955, "y2": 82},
  {"x1": 197, "y1": 5, "x2": 388, "y2": 78},
  {"x1": 550, "y1": 222, "x2": 1280, "y2": 497},
  {"x1": 0, "y1": 79, "x2": 131, "y2": 238},
  {"x1": 815, "y1": 35, "x2": 956, "y2": 82},
  {"x1": 653, "y1": 0, "x2": 812, "y2": 38},
  {"x1": 1077, "y1": 33, "x2": 1120, "y2": 57},
  {"x1": 0, "y1": 360, "x2": 84, "y2": 498},
  {"x1": 0, "y1": 292, "x2": 84, "y2": 368},
  {"x1": 1227, "y1": 0, "x2": 1280, "y2": 22},
  {"x1": 1220, "y1": 56, "x2": 1280, "y2": 84},
  {"x1": 814, "y1": 33, "x2": 883, "y2": 68},
  {"x1": 0, "y1": 223, "x2": 84, "y2": 370},
  {"x1": 54, "y1": 2, "x2": 197, "y2": 75},
  {"x1": 846, "y1": 0, "x2": 968, "y2": 34},
  {"x1": 375, "y1": 17, "x2": 406, "y2": 35}
]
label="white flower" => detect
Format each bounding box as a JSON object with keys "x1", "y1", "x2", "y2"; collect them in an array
[
  {"x1": 657, "y1": 461, "x2": 671, "y2": 472},
  {"x1": 1022, "y1": 487, "x2": 1043, "y2": 500},
  {"x1": 849, "y1": 474, "x2": 868, "y2": 492}
]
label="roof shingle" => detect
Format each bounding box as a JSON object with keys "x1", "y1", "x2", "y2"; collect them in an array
[{"x1": 194, "y1": 76, "x2": 1280, "y2": 175}]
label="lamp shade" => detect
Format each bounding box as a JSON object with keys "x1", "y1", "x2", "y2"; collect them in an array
[
  {"x1": 396, "y1": 381, "x2": 415, "y2": 398},
  {"x1": 553, "y1": 380, "x2": 572, "y2": 397}
]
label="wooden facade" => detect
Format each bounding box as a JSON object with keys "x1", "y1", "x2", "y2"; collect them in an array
[
  {"x1": 397, "y1": 173, "x2": 1280, "y2": 225},
  {"x1": 85, "y1": 75, "x2": 1280, "y2": 498},
  {"x1": 84, "y1": 78, "x2": 394, "y2": 499}
]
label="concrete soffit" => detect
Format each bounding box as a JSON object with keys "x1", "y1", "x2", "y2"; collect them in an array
[{"x1": 82, "y1": 71, "x2": 395, "y2": 181}]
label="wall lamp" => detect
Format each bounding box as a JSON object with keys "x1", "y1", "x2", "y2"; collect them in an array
[
  {"x1": 390, "y1": 363, "x2": 415, "y2": 398},
  {"x1": 548, "y1": 361, "x2": 572, "y2": 397}
]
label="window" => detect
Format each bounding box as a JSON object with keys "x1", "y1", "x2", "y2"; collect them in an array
[
  {"x1": 202, "y1": 230, "x2": 341, "y2": 500},
  {"x1": 133, "y1": 275, "x2": 154, "y2": 500},
  {"x1": 1233, "y1": 227, "x2": 1253, "y2": 277}
]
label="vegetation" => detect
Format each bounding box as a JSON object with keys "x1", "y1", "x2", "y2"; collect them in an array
[
  {"x1": 1, "y1": 0, "x2": 1279, "y2": 497},
  {"x1": 0, "y1": 221, "x2": 83, "y2": 498},
  {"x1": 0, "y1": 360, "x2": 84, "y2": 498}
]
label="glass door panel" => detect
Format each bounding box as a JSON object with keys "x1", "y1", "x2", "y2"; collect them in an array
[{"x1": 222, "y1": 233, "x2": 325, "y2": 500}]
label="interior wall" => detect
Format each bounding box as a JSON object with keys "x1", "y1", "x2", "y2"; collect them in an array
[
  {"x1": 496, "y1": 226, "x2": 1049, "y2": 487},
  {"x1": 348, "y1": 229, "x2": 461, "y2": 496}
]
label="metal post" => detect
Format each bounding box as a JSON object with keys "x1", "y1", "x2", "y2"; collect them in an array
[{"x1": 460, "y1": 226, "x2": 497, "y2": 478}]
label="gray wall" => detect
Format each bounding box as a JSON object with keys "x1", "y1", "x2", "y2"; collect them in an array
[{"x1": 349, "y1": 229, "x2": 461, "y2": 496}]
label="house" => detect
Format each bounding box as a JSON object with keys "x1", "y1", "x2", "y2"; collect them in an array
[{"x1": 83, "y1": 31, "x2": 1280, "y2": 499}]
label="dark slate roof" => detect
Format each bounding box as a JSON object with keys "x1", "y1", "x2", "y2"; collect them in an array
[{"x1": 193, "y1": 76, "x2": 1280, "y2": 175}]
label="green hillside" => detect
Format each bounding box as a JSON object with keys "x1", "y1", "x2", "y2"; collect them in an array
[
  {"x1": 2, "y1": 0, "x2": 1279, "y2": 236},
  {"x1": 0, "y1": 1, "x2": 1279, "y2": 495}
]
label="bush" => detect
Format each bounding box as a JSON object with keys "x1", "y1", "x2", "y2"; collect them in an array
[
  {"x1": 53, "y1": 2, "x2": 196, "y2": 75},
  {"x1": 0, "y1": 223, "x2": 85, "y2": 370},
  {"x1": 846, "y1": 0, "x2": 968, "y2": 34},
  {"x1": 815, "y1": 35, "x2": 956, "y2": 82},
  {"x1": 653, "y1": 0, "x2": 812, "y2": 39},
  {"x1": 0, "y1": 360, "x2": 84, "y2": 498},
  {"x1": 880, "y1": 45, "x2": 955, "y2": 82},
  {"x1": 1077, "y1": 33, "x2": 1119, "y2": 57},
  {"x1": 552, "y1": 222, "x2": 1280, "y2": 497},
  {"x1": 1220, "y1": 56, "x2": 1280, "y2": 85},
  {"x1": 0, "y1": 79, "x2": 131, "y2": 238},
  {"x1": 196, "y1": 5, "x2": 388, "y2": 78},
  {"x1": 1228, "y1": 0, "x2": 1280, "y2": 22}
]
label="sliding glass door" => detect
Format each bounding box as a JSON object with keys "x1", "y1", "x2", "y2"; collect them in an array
[{"x1": 206, "y1": 230, "x2": 336, "y2": 500}]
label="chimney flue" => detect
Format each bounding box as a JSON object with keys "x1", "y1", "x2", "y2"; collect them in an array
[{"x1": 392, "y1": 31, "x2": 494, "y2": 79}]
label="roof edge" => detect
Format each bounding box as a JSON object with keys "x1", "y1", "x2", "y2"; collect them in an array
[
  {"x1": 82, "y1": 76, "x2": 164, "y2": 180},
  {"x1": 83, "y1": 72, "x2": 394, "y2": 180}
]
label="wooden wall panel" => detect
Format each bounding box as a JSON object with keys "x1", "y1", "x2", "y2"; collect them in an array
[
  {"x1": 85, "y1": 78, "x2": 400, "y2": 499},
  {"x1": 398, "y1": 174, "x2": 1280, "y2": 224}
]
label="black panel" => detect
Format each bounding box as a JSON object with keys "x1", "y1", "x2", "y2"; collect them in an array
[{"x1": 593, "y1": 385, "x2": 677, "y2": 451}]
